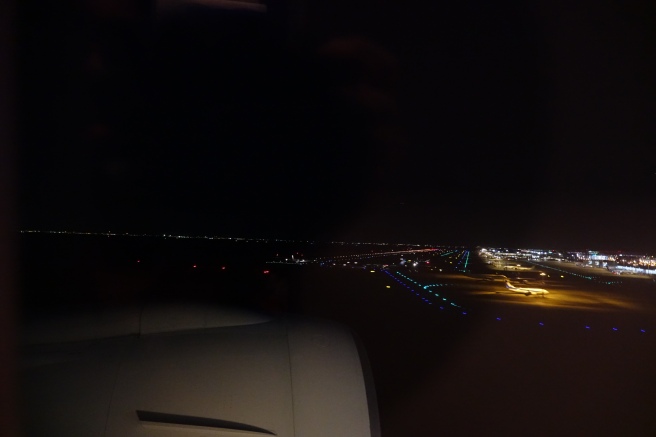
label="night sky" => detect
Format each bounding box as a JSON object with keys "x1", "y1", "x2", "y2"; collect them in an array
[{"x1": 17, "y1": 0, "x2": 656, "y2": 251}]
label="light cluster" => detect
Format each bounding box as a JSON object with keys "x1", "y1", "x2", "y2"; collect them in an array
[
  {"x1": 20, "y1": 229, "x2": 452, "y2": 247},
  {"x1": 383, "y1": 270, "x2": 465, "y2": 312},
  {"x1": 385, "y1": 268, "x2": 649, "y2": 337}
]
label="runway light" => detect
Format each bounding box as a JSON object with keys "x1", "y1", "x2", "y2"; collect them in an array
[
  {"x1": 539, "y1": 322, "x2": 544, "y2": 326},
  {"x1": 496, "y1": 317, "x2": 501, "y2": 321},
  {"x1": 386, "y1": 285, "x2": 391, "y2": 288},
  {"x1": 612, "y1": 327, "x2": 618, "y2": 331},
  {"x1": 585, "y1": 326, "x2": 591, "y2": 329},
  {"x1": 640, "y1": 329, "x2": 646, "y2": 333}
]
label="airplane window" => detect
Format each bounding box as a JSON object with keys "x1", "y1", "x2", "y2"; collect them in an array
[{"x1": 7, "y1": 0, "x2": 656, "y2": 436}]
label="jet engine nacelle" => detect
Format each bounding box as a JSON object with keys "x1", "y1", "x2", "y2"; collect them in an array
[{"x1": 22, "y1": 304, "x2": 380, "y2": 437}]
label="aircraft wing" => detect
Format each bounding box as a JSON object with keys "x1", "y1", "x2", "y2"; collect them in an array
[{"x1": 22, "y1": 304, "x2": 380, "y2": 437}]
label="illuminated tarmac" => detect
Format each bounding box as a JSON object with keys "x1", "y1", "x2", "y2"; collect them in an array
[
  {"x1": 303, "y1": 245, "x2": 656, "y2": 348},
  {"x1": 304, "y1": 246, "x2": 656, "y2": 317},
  {"x1": 450, "y1": 275, "x2": 649, "y2": 312}
]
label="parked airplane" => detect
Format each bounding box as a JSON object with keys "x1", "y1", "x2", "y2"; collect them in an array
[{"x1": 504, "y1": 281, "x2": 549, "y2": 296}]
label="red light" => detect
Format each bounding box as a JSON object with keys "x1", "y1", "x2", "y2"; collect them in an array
[
  {"x1": 193, "y1": 264, "x2": 197, "y2": 268},
  {"x1": 221, "y1": 266, "x2": 226, "y2": 270},
  {"x1": 137, "y1": 260, "x2": 141, "y2": 263},
  {"x1": 263, "y1": 270, "x2": 270, "y2": 274}
]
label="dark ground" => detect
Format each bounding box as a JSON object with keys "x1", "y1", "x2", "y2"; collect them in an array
[{"x1": 18, "y1": 234, "x2": 656, "y2": 436}]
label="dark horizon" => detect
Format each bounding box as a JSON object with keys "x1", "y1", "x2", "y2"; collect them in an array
[{"x1": 17, "y1": 229, "x2": 656, "y2": 256}]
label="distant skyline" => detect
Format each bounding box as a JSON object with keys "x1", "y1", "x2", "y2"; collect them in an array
[{"x1": 18, "y1": 229, "x2": 656, "y2": 256}]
